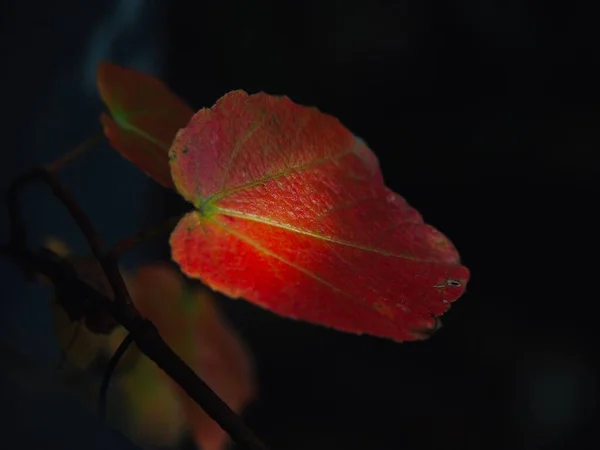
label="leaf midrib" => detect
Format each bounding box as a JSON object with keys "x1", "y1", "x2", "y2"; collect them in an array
[
  {"x1": 199, "y1": 139, "x2": 361, "y2": 208},
  {"x1": 114, "y1": 104, "x2": 193, "y2": 150},
  {"x1": 208, "y1": 215, "x2": 403, "y2": 332},
  {"x1": 215, "y1": 207, "x2": 428, "y2": 262}
]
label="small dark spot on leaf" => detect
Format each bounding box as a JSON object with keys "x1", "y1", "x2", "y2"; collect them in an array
[
  {"x1": 434, "y1": 279, "x2": 462, "y2": 289},
  {"x1": 182, "y1": 146, "x2": 189, "y2": 154}
]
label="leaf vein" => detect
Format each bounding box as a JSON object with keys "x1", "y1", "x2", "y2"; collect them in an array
[
  {"x1": 215, "y1": 207, "x2": 433, "y2": 262},
  {"x1": 209, "y1": 216, "x2": 396, "y2": 326},
  {"x1": 207, "y1": 139, "x2": 361, "y2": 203}
]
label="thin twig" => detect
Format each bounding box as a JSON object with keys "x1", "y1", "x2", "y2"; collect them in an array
[
  {"x1": 110, "y1": 214, "x2": 182, "y2": 259},
  {"x1": 57, "y1": 321, "x2": 82, "y2": 370},
  {"x1": 3, "y1": 167, "x2": 271, "y2": 450},
  {"x1": 30, "y1": 168, "x2": 136, "y2": 314},
  {"x1": 7, "y1": 130, "x2": 104, "y2": 250},
  {"x1": 45, "y1": 131, "x2": 104, "y2": 173},
  {"x1": 99, "y1": 332, "x2": 135, "y2": 420}
]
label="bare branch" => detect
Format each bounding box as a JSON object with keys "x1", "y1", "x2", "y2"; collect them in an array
[
  {"x1": 99, "y1": 332, "x2": 135, "y2": 419},
  {"x1": 3, "y1": 166, "x2": 270, "y2": 450}
]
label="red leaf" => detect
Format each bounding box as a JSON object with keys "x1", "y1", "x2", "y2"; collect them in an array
[
  {"x1": 96, "y1": 62, "x2": 194, "y2": 189},
  {"x1": 169, "y1": 90, "x2": 470, "y2": 342}
]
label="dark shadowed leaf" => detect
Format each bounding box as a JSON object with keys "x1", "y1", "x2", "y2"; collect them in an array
[{"x1": 97, "y1": 62, "x2": 194, "y2": 189}]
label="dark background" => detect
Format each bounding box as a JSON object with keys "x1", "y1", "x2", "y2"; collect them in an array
[{"x1": 1, "y1": 1, "x2": 599, "y2": 449}]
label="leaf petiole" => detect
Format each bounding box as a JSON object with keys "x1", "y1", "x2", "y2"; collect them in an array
[
  {"x1": 45, "y1": 130, "x2": 105, "y2": 173},
  {"x1": 110, "y1": 214, "x2": 183, "y2": 258}
]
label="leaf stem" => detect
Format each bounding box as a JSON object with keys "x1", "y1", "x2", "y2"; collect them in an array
[
  {"x1": 45, "y1": 131, "x2": 105, "y2": 173},
  {"x1": 110, "y1": 214, "x2": 182, "y2": 259}
]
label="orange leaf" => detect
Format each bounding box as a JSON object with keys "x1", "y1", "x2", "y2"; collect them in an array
[
  {"x1": 97, "y1": 62, "x2": 194, "y2": 189},
  {"x1": 169, "y1": 90, "x2": 470, "y2": 342}
]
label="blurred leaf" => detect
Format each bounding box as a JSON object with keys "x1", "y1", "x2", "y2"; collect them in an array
[
  {"x1": 46, "y1": 243, "x2": 255, "y2": 450},
  {"x1": 110, "y1": 263, "x2": 256, "y2": 450},
  {"x1": 44, "y1": 237, "x2": 117, "y2": 369},
  {"x1": 97, "y1": 61, "x2": 194, "y2": 189}
]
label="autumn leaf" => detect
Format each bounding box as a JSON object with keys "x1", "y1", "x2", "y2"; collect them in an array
[
  {"x1": 44, "y1": 239, "x2": 255, "y2": 450},
  {"x1": 108, "y1": 263, "x2": 255, "y2": 450},
  {"x1": 169, "y1": 90, "x2": 470, "y2": 342},
  {"x1": 105, "y1": 340, "x2": 188, "y2": 448},
  {"x1": 96, "y1": 61, "x2": 194, "y2": 189},
  {"x1": 180, "y1": 297, "x2": 257, "y2": 450},
  {"x1": 43, "y1": 237, "x2": 118, "y2": 369}
]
